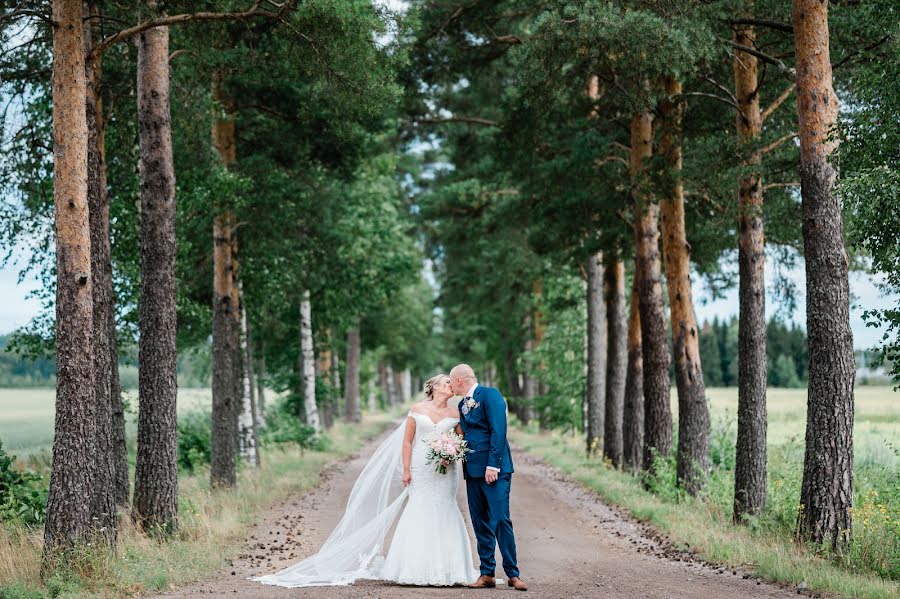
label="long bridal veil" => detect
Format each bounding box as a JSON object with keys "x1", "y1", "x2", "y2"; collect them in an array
[{"x1": 253, "y1": 422, "x2": 409, "y2": 587}]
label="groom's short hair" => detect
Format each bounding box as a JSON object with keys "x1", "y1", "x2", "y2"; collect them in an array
[{"x1": 450, "y1": 364, "x2": 476, "y2": 382}]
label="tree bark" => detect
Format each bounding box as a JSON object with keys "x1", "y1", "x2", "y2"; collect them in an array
[
  {"x1": 631, "y1": 111, "x2": 672, "y2": 472},
  {"x1": 300, "y1": 290, "x2": 320, "y2": 431},
  {"x1": 401, "y1": 369, "x2": 412, "y2": 405},
  {"x1": 133, "y1": 19, "x2": 179, "y2": 530},
  {"x1": 244, "y1": 312, "x2": 261, "y2": 464},
  {"x1": 733, "y1": 12, "x2": 768, "y2": 522},
  {"x1": 659, "y1": 78, "x2": 710, "y2": 495},
  {"x1": 385, "y1": 364, "x2": 398, "y2": 405},
  {"x1": 83, "y1": 1, "x2": 116, "y2": 544},
  {"x1": 793, "y1": 0, "x2": 855, "y2": 552},
  {"x1": 230, "y1": 242, "x2": 243, "y2": 450},
  {"x1": 256, "y1": 352, "x2": 267, "y2": 416},
  {"x1": 344, "y1": 322, "x2": 361, "y2": 422},
  {"x1": 367, "y1": 376, "x2": 377, "y2": 413},
  {"x1": 44, "y1": 0, "x2": 96, "y2": 557},
  {"x1": 237, "y1": 289, "x2": 259, "y2": 466},
  {"x1": 210, "y1": 213, "x2": 237, "y2": 488},
  {"x1": 623, "y1": 271, "x2": 644, "y2": 472},
  {"x1": 604, "y1": 255, "x2": 627, "y2": 468},
  {"x1": 585, "y1": 252, "x2": 606, "y2": 456}
]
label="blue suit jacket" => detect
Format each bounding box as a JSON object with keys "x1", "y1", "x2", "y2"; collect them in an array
[{"x1": 458, "y1": 385, "x2": 514, "y2": 479}]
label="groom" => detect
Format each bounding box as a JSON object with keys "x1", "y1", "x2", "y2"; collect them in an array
[{"x1": 450, "y1": 364, "x2": 527, "y2": 592}]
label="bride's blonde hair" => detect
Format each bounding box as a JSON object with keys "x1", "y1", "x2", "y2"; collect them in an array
[{"x1": 423, "y1": 373, "x2": 447, "y2": 401}]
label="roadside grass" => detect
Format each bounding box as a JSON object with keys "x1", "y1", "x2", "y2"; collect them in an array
[
  {"x1": 511, "y1": 386, "x2": 900, "y2": 599},
  {"x1": 0, "y1": 409, "x2": 397, "y2": 598}
]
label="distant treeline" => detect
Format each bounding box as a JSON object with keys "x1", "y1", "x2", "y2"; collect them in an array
[{"x1": 0, "y1": 335, "x2": 211, "y2": 388}]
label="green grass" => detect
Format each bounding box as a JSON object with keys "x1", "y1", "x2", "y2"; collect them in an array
[
  {"x1": 512, "y1": 385, "x2": 900, "y2": 599},
  {"x1": 0, "y1": 399, "x2": 399, "y2": 597}
]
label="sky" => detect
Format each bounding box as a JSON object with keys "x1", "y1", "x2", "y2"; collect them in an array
[{"x1": 1, "y1": 246, "x2": 895, "y2": 350}]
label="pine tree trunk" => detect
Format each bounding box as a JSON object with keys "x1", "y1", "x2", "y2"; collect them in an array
[
  {"x1": 604, "y1": 255, "x2": 627, "y2": 468},
  {"x1": 133, "y1": 20, "x2": 179, "y2": 529},
  {"x1": 83, "y1": 3, "x2": 116, "y2": 543},
  {"x1": 237, "y1": 292, "x2": 259, "y2": 466},
  {"x1": 623, "y1": 271, "x2": 644, "y2": 472},
  {"x1": 659, "y1": 78, "x2": 710, "y2": 495},
  {"x1": 585, "y1": 252, "x2": 606, "y2": 456},
  {"x1": 344, "y1": 322, "x2": 361, "y2": 422},
  {"x1": 44, "y1": 0, "x2": 96, "y2": 557},
  {"x1": 733, "y1": 14, "x2": 768, "y2": 522},
  {"x1": 631, "y1": 111, "x2": 672, "y2": 471},
  {"x1": 300, "y1": 291, "x2": 320, "y2": 432},
  {"x1": 793, "y1": 0, "x2": 855, "y2": 551},
  {"x1": 210, "y1": 213, "x2": 237, "y2": 488}
]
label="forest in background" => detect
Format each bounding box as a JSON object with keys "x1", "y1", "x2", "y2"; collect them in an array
[{"x1": 0, "y1": 0, "x2": 898, "y2": 595}]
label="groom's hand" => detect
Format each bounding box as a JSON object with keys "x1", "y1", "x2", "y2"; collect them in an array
[{"x1": 485, "y1": 469, "x2": 498, "y2": 484}]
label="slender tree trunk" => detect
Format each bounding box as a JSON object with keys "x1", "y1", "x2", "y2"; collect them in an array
[
  {"x1": 237, "y1": 290, "x2": 259, "y2": 466},
  {"x1": 244, "y1": 314, "x2": 261, "y2": 465},
  {"x1": 401, "y1": 369, "x2": 412, "y2": 404},
  {"x1": 793, "y1": 0, "x2": 855, "y2": 552},
  {"x1": 256, "y1": 352, "x2": 267, "y2": 416},
  {"x1": 210, "y1": 213, "x2": 237, "y2": 488},
  {"x1": 623, "y1": 271, "x2": 644, "y2": 472},
  {"x1": 44, "y1": 0, "x2": 96, "y2": 557},
  {"x1": 300, "y1": 291, "x2": 320, "y2": 432},
  {"x1": 385, "y1": 364, "x2": 397, "y2": 405},
  {"x1": 344, "y1": 322, "x2": 361, "y2": 422},
  {"x1": 585, "y1": 252, "x2": 606, "y2": 456},
  {"x1": 733, "y1": 13, "x2": 768, "y2": 522},
  {"x1": 133, "y1": 19, "x2": 179, "y2": 530},
  {"x1": 230, "y1": 245, "x2": 243, "y2": 451},
  {"x1": 367, "y1": 376, "x2": 377, "y2": 413},
  {"x1": 659, "y1": 78, "x2": 710, "y2": 495},
  {"x1": 521, "y1": 333, "x2": 536, "y2": 426},
  {"x1": 82, "y1": 2, "x2": 116, "y2": 543},
  {"x1": 631, "y1": 111, "x2": 672, "y2": 471},
  {"x1": 333, "y1": 354, "x2": 342, "y2": 414},
  {"x1": 378, "y1": 361, "x2": 389, "y2": 407},
  {"x1": 604, "y1": 255, "x2": 627, "y2": 468}
]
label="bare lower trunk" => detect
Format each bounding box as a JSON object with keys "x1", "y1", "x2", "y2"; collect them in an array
[
  {"x1": 521, "y1": 336, "x2": 537, "y2": 426},
  {"x1": 733, "y1": 14, "x2": 768, "y2": 522},
  {"x1": 244, "y1": 315, "x2": 261, "y2": 462},
  {"x1": 256, "y1": 352, "x2": 267, "y2": 416},
  {"x1": 83, "y1": 3, "x2": 116, "y2": 543},
  {"x1": 604, "y1": 255, "x2": 627, "y2": 468},
  {"x1": 44, "y1": 0, "x2": 96, "y2": 556},
  {"x1": 238, "y1": 292, "x2": 259, "y2": 466},
  {"x1": 623, "y1": 271, "x2": 644, "y2": 472},
  {"x1": 401, "y1": 369, "x2": 412, "y2": 405},
  {"x1": 210, "y1": 213, "x2": 237, "y2": 488},
  {"x1": 367, "y1": 376, "x2": 377, "y2": 413},
  {"x1": 585, "y1": 252, "x2": 606, "y2": 456},
  {"x1": 631, "y1": 111, "x2": 672, "y2": 471},
  {"x1": 659, "y1": 78, "x2": 710, "y2": 495},
  {"x1": 344, "y1": 322, "x2": 361, "y2": 422},
  {"x1": 300, "y1": 291, "x2": 320, "y2": 432},
  {"x1": 133, "y1": 20, "x2": 179, "y2": 530},
  {"x1": 385, "y1": 364, "x2": 397, "y2": 405},
  {"x1": 793, "y1": 0, "x2": 855, "y2": 551}
]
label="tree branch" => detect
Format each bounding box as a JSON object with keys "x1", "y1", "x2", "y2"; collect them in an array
[
  {"x1": 681, "y1": 91, "x2": 741, "y2": 113},
  {"x1": 91, "y1": 1, "x2": 296, "y2": 58},
  {"x1": 730, "y1": 41, "x2": 796, "y2": 80},
  {"x1": 730, "y1": 18, "x2": 793, "y2": 34},
  {"x1": 832, "y1": 35, "x2": 892, "y2": 71},
  {"x1": 760, "y1": 82, "x2": 796, "y2": 123},
  {"x1": 0, "y1": 3, "x2": 54, "y2": 27},
  {"x1": 595, "y1": 155, "x2": 629, "y2": 168},
  {"x1": 414, "y1": 115, "x2": 500, "y2": 128},
  {"x1": 763, "y1": 182, "x2": 800, "y2": 191},
  {"x1": 753, "y1": 131, "x2": 798, "y2": 160}
]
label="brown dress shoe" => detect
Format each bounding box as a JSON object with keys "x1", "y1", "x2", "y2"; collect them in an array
[
  {"x1": 508, "y1": 576, "x2": 528, "y2": 591},
  {"x1": 467, "y1": 575, "x2": 496, "y2": 588}
]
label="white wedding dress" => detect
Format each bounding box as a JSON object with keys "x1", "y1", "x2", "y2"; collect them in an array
[{"x1": 252, "y1": 412, "x2": 478, "y2": 587}]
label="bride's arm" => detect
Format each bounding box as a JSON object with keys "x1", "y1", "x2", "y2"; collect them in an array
[{"x1": 401, "y1": 416, "x2": 416, "y2": 486}]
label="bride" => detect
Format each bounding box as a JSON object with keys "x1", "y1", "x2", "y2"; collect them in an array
[{"x1": 253, "y1": 374, "x2": 478, "y2": 587}]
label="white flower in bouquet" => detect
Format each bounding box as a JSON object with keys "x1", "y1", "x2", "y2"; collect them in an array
[{"x1": 422, "y1": 430, "x2": 471, "y2": 474}]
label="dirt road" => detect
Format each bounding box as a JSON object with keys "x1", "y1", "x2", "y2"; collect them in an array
[{"x1": 151, "y1": 427, "x2": 799, "y2": 599}]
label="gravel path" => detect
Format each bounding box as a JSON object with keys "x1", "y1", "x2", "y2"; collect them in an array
[{"x1": 150, "y1": 426, "x2": 800, "y2": 599}]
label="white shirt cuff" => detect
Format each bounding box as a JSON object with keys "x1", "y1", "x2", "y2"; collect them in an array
[{"x1": 485, "y1": 466, "x2": 500, "y2": 472}]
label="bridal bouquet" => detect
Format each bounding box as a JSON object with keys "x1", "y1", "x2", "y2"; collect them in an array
[{"x1": 423, "y1": 430, "x2": 470, "y2": 474}]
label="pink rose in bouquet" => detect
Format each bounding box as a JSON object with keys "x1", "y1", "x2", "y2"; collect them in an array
[{"x1": 422, "y1": 430, "x2": 471, "y2": 474}]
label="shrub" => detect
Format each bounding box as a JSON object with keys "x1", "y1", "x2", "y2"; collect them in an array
[
  {"x1": 260, "y1": 397, "x2": 322, "y2": 451},
  {"x1": 177, "y1": 411, "x2": 211, "y2": 473},
  {"x1": 0, "y1": 441, "x2": 47, "y2": 526}
]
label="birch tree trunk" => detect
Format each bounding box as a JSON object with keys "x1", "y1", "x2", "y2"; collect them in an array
[
  {"x1": 133, "y1": 18, "x2": 179, "y2": 530},
  {"x1": 585, "y1": 252, "x2": 606, "y2": 456},
  {"x1": 385, "y1": 364, "x2": 397, "y2": 405},
  {"x1": 733, "y1": 11, "x2": 768, "y2": 522},
  {"x1": 401, "y1": 369, "x2": 412, "y2": 405},
  {"x1": 344, "y1": 322, "x2": 361, "y2": 422},
  {"x1": 604, "y1": 255, "x2": 627, "y2": 468},
  {"x1": 256, "y1": 352, "x2": 267, "y2": 416},
  {"x1": 237, "y1": 291, "x2": 259, "y2": 467},
  {"x1": 83, "y1": 1, "x2": 116, "y2": 542},
  {"x1": 44, "y1": 0, "x2": 96, "y2": 555},
  {"x1": 300, "y1": 291, "x2": 320, "y2": 432},
  {"x1": 659, "y1": 78, "x2": 710, "y2": 495},
  {"x1": 623, "y1": 271, "x2": 644, "y2": 472},
  {"x1": 631, "y1": 111, "x2": 672, "y2": 471},
  {"x1": 793, "y1": 0, "x2": 855, "y2": 551}
]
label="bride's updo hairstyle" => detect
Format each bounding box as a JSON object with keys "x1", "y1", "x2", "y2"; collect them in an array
[{"x1": 423, "y1": 374, "x2": 447, "y2": 401}]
